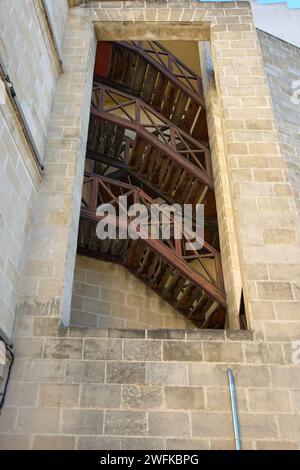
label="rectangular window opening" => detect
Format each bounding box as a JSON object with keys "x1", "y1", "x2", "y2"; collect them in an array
[{"x1": 71, "y1": 38, "x2": 230, "y2": 331}]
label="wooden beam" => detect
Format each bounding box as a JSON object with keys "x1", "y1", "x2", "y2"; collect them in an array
[
  {"x1": 91, "y1": 108, "x2": 213, "y2": 189},
  {"x1": 68, "y1": 0, "x2": 82, "y2": 7},
  {"x1": 80, "y1": 174, "x2": 226, "y2": 307},
  {"x1": 115, "y1": 42, "x2": 205, "y2": 107},
  {"x1": 94, "y1": 22, "x2": 210, "y2": 42}
]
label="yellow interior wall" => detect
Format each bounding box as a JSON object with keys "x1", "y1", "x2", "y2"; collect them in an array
[{"x1": 160, "y1": 40, "x2": 201, "y2": 76}]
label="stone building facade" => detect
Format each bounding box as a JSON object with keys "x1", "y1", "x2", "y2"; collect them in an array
[{"x1": 0, "y1": 0, "x2": 300, "y2": 450}]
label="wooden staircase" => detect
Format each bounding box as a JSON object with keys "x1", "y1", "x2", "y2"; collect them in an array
[
  {"x1": 89, "y1": 84, "x2": 213, "y2": 206},
  {"x1": 94, "y1": 41, "x2": 208, "y2": 142},
  {"x1": 78, "y1": 40, "x2": 227, "y2": 328},
  {"x1": 79, "y1": 175, "x2": 226, "y2": 329}
]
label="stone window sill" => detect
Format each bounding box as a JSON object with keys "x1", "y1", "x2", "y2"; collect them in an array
[{"x1": 66, "y1": 327, "x2": 255, "y2": 342}]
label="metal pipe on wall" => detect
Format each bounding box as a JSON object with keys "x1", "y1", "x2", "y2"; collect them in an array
[{"x1": 228, "y1": 367, "x2": 241, "y2": 450}]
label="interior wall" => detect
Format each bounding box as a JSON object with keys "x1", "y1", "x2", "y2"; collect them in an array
[
  {"x1": 160, "y1": 40, "x2": 202, "y2": 75},
  {"x1": 71, "y1": 255, "x2": 197, "y2": 330}
]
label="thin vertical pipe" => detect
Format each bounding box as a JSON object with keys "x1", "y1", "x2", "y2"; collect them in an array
[{"x1": 228, "y1": 367, "x2": 241, "y2": 450}]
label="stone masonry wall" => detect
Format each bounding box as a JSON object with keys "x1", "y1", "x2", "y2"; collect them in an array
[
  {"x1": 16, "y1": 8, "x2": 96, "y2": 328},
  {"x1": 0, "y1": 0, "x2": 60, "y2": 159},
  {"x1": 63, "y1": 0, "x2": 300, "y2": 347},
  {"x1": 0, "y1": 325, "x2": 299, "y2": 450},
  {"x1": 0, "y1": 93, "x2": 40, "y2": 337},
  {"x1": 0, "y1": 0, "x2": 69, "y2": 337},
  {"x1": 1, "y1": 0, "x2": 300, "y2": 450},
  {"x1": 71, "y1": 255, "x2": 197, "y2": 329},
  {"x1": 258, "y1": 30, "x2": 300, "y2": 214},
  {"x1": 44, "y1": 0, "x2": 69, "y2": 57}
]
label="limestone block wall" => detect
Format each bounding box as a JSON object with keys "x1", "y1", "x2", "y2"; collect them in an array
[
  {"x1": 71, "y1": 256, "x2": 197, "y2": 329},
  {"x1": 0, "y1": 0, "x2": 69, "y2": 337},
  {"x1": 0, "y1": 85, "x2": 40, "y2": 337},
  {"x1": 258, "y1": 30, "x2": 300, "y2": 213},
  {"x1": 63, "y1": 0, "x2": 300, "y2": 342},
  {"x1": 1, "y1": 0, "x2": 300, "y2": 450},
  {"x1": 0, "y1": 0, "x2": 62, "y2": 159},
  {"x1": 44, "y1": 0, "x2": 69, "y2": 57},
  {"x1": 16, "y1": 10, "x2": 96, "y2": 328},
  {"x1": 0, "y1": 324, "x2": 299, "y2": 450}
]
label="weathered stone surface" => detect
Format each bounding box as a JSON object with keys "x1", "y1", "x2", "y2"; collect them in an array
[
  {"x1": 104, "y1": 411, "x2": 147, "y2": 436},
  {"x1": 231, "y1": 365, "x2": 271, "y2": 387},
  {"x1": 206, "y1": 387, "x2": 248, "y2": 413},
  {"x1": 106, "y1": 362, "x2": 146, "y2": 384},
  {"x1": 163, "y1": 341, "x2": 202, "y2": 362},
  {"x1": 1, "y1": 1, "x2": 300, "y2": 452},
  {"x1": 83, "y1": 338, "x2": 122, "y2": 360},
  {"x1": 65, "y1": 361, "x2": 105, "y2": 384},
  {"x1": 80, "y1": 384, "x2": 121, "y2": 408},
  {"x1": 68, "y1": 327, "x2": 108, "y2": 338},
  {"x1": 188, "y1": 363, "x2": 227, "y2": 387},
  {"x1": 191, "y1": 412, "x2": 232, "y2": 438},
  {"x1": 14, "y1": 338, "x2": 44, "y2": 358},
  {"x1": 264, "y1": 322, "x2": 300, "y2": 342},
  {"x1": 147, "y1": 329, "x2": 185, "y2": 340},
  {"x1": 209, "y1": 439, "x2": 236, "y2": 450},
  {"x1": 238, "y1": 414, "x2": 279, "y2": 439},
  {"x1": 270, "y1": 366, "x2": 300, "y2": 388},
  {"x1": 43, "y1": 338, "x2": 82, "y2": 359},
  {"x1": 33, "y1": 435, "x2": 75, "y2": 450},
  {"x1": 71, "y1": 257, "x2": 194, "y2": 330},
  {"x1": 9, "y1": 358, "x2": 25, "y2": 382},
  {"x1": 24, "y1": 359, "x2": 65, "y2": 383},
  {"x1": 186, "y1": 330, "x2": 225, "y2": 341},
  {"x1": 255, "y1": 440, "x2": 298, "y2": 450},
  {"x1": 148, "y1": 411, "x2": 190, "y2": 437},
  {"x1": 108, "y1": 329, "x2": 145, "y2": 338},
  {"x1": 0, "y1": 407, "x2": 18, "y2": 433},
  {"x1": 38, "y1": 384, "x2": 80, "y2": 407},
  {"x1": 225, "y1": 330, "x2": 253, "y2": 342},
  {"x1": 121, "y1": 437, "x2": 165, "y2": 450},
  {"x1": 122, "y1": 384, "x2": 163, "y2": 410},
  {"x1": 77, "y1": 436, "x2": 121, "y2": 450},
  {"x1": 278, "y1": 415, "x2": 300, "y2": 440},
  {"x1": 123, "y1": 340, "x2": 162, "y2": 361},
  {"x1": 0, "y1": 0, "x2": 60, "y2": 337},
  {"x1": 33, "y1": 317, "x2": 67, "y2": 337},
  {"x1": 243, "y1": 342, "x2": 284, "y2": 364},
  {"x1": 0, "y1": 434, "x2": 31, "y2": 450},
  {"x1": 17, "y1": 408, "x2": 60, "y2": 434},
  {"x1": 164, "y1": 386, "x2": 205, "y2": 410},
  {"x1": 166, "y1": 438, "x2": 209, "y2": 450},
  {"x1": 202, "y1": 342, "x2": 242, "y2": 363},
  {"x1": 291, "y1": 391, "x2": 300, "y2": 413},
  {"x1": 6, "y1": 383, "x2": 38, "y2": 407},
  {"x1": 146, "y1": 362, "x2": 187, "y2": 385},
  {"x1": 61, "y1": 409, "x2": 104, "y2": 435},
  {"x1": 247, "y1": 388, "x2": 291, "y2": 413}
]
